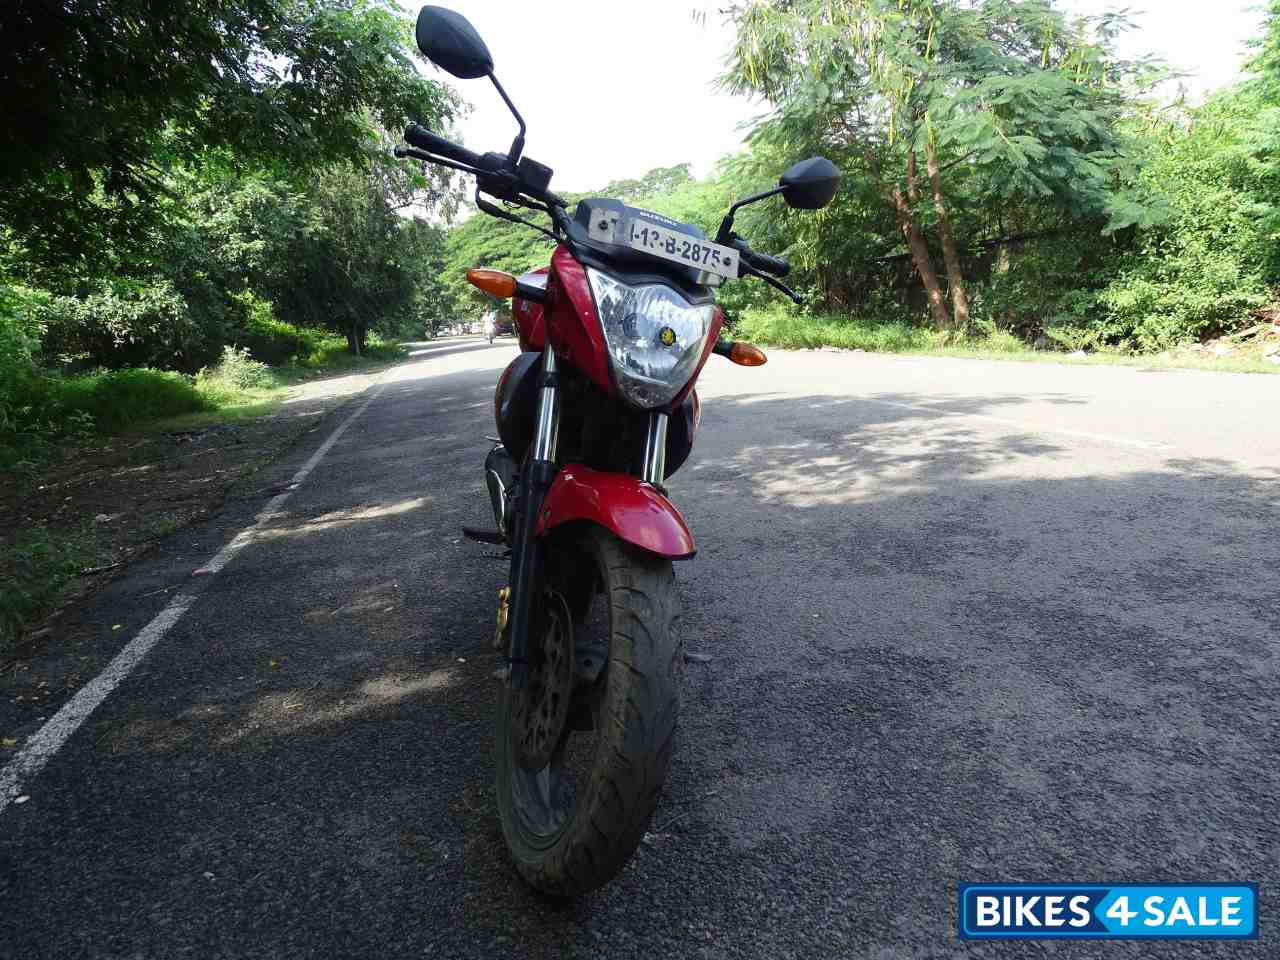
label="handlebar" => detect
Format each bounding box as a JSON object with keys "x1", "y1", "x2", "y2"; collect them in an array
[
  {"x1": 404, "y1": 123, "x2": 487, "y2": 171},
  {"x1": 729, "y1": 237, "x2": 790, "y2": 278},
  {"x1": 395, "y1": 125, "x2": 785, "y2": 291},
  {"x1": 399, "y1": 123, "x2": 567, "y2": 213},
  {"x1": 744, "y1": 248, "x2": 791, "y2": 278}
]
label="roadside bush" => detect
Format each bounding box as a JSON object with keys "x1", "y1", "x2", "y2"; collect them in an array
[
  {"x1": 232, "y1": 293, "x2": 309, "y2": 365},
  {"x1": 293, "y1": 333, "x2": 406, "y2": 369},
  {"x1": 968, "y1": 233, "x2": 1115, "y2": 341},
  {"x1": 735, "y1": 303, "x2": 941, "y2": 352},
  {"x1": 55, "y1": 369, "x2": 211, "y2": 431},
  {"x1": 199, "y1": 345, "x2": 275, "y2": 392},
  {"x1": 0, "y1": 525, "x2": 98, "y2": 654},
  {"x1": 1096, "y1": 252, "x2": 1269, "y2": 352},
  {"x1": 1, "y1": 367, "x2": 211, "y2": 468},
  {"x1": 1087, "y1": 92, "x2": 1280, "y2": 350},
  {"x1": 0, "y1": 283, "x2": 45, "y2": 436},
  {"x1": 34, "y1": 278, "x2": 213, "y2": 372}
]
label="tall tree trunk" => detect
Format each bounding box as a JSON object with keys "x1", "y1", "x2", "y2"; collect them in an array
[
  {"x1": 894, "y1": 149, "x2": 951, "y2": 330},
  {"x1": 925, "y1": 138, "x2": 970, "y2": 330}
]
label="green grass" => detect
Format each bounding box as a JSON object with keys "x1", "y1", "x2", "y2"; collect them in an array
[
  {"x1": 143, "y1": 513, "x2": 182, "y2": 539},
  {"x1": 60, "y1": 368, "x2": 213, "y2": 430},
  {"x1": 1, "y1": 336, "x2": 410, "y2": 470},
  {"x1": 0, "y1": 334, "x2": 412, "y2": 652},
  {"x1": 283, "y1": 335, "x2": 407, "y2": 378},
  {"x1": 733, "y1": 307, "x2": 1280, "y2": 374},
  {"x1": 0, "y1": 525, "x2": 99, "y2": 655}
]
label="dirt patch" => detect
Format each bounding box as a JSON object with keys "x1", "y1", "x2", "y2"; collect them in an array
[
  {"x1": 0, "y1": 374, "x2": 382, "y2": 665},
  {"x1": 1182, "y1": 319, "x2": 1280, "y2": 365}
]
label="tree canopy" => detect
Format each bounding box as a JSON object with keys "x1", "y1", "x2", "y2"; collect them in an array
[
  {"x1": 0, "y1": 0, "x2": 457, "y2": 274},
  {"x1": 720, "y1": 0, "x2": 1168, "y2": 328}
]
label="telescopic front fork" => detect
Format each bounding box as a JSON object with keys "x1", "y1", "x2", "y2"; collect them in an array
[{"x1": 505, "y1": 344, "x2": 560, "y2": 690}]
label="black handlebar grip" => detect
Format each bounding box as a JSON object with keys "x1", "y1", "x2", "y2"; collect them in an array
[
  {"x1": 746, "y1": 249, "x2": 790, "y2": 278},
  {"x1": 403, "y1": 123, "x2": 484, "y2": 169},
  {"x1": 729, "y1": 237, "x2": 790, "y2": 278}
]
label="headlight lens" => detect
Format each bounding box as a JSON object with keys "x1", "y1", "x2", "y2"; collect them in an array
[{"x1": 586, "y1": 267, "x2": 715, "y2": 409}]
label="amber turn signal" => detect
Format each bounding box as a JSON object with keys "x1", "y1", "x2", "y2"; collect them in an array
[
  {"x1": 467, "y1": 268, "x2": 517, "y2": 298},
  {"x1": 728, "y1": 342, "x2": 768, "y2": 366}
]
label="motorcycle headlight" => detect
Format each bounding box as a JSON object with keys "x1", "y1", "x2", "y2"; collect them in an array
[{"x1": 586, "y1": 267, "x2": 715, "y2": 409}]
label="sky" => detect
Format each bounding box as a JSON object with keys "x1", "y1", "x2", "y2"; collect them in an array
[{"x1": 413, "y1": 1, "x2": 1267, "y2": 193}]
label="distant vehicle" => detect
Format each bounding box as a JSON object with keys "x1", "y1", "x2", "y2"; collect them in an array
[{"x1": 482, "y1": 310, "x2": 513, "y2": 343}]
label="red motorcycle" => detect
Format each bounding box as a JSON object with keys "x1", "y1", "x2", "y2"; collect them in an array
[{"x1": 399, "y1": 5, "x2": 840, "y2": 894}]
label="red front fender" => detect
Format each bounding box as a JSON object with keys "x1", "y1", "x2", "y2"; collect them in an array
[{"x1": 535, "y1": 464, "x2": 696, "y2": 560}]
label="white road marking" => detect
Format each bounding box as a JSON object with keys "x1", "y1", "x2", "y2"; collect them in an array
[
  {"x1": 855, "y1": 396, "x2": 1176, "y2": 452},
  {"x1": 0, "y1": 380, "x2": 388, "y2": 815}
]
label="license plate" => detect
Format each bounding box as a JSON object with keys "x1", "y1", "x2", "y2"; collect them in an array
[{"x1": 620, "y1": 219, "x2": 739, "y2": 280}]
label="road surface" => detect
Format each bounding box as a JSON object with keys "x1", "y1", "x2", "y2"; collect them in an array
[{"x1": 2, "y1": 339, "x2": 1276, "y2": 958}]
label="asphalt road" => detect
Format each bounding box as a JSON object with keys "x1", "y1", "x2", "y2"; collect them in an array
[{"x1": 2, "y1": 338, "x2": 1277, "y2": 958}]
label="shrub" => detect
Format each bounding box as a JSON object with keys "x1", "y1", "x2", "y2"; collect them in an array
[
  {"x1": 1086, "y1": 91, "x2": 1280, "y2": 350},
  {"x1": 199, "y1": 345, "x2": 275, "y2": 394},
  {"x1": 1, "y1": 525, "x2": 98, "y2": 654},
  {"x1": 0, "y1": 283, "x2": 45, "y2": 437},
  {"x1": 1, "y1": 367, "x2": 212, "y2": 468},
  {"x1": 292, "y1": 333, "x2": 406, "y2": 369},
  {"x1": 55, "y1": 369, "x2": 211, "y2": 431},
  {"x1": 967, "y1": 233, "x2": 1116, "y2": 341},
  {"x1": 232, "y1": 293, "x2": 309, "y2": 365},
  {"x1": 33, "y1": 278, "x2": 211, "y2": 372},
  {"x1": 735, "y1": 303, "x2": 942, "y2": 352}
]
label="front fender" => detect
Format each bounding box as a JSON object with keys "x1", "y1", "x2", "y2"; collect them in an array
[{"x1": 535, "y1": 464, "x2": 696, "y2": 560}]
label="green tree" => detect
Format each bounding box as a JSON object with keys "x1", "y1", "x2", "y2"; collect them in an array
[
  {"x1": 1245, "y1": 0, "x2": 1280, "y2": 101},
  {"x1": 723, "y1": 0, "x2": 1159, "y2": 329},
  {"x1": 277, "y1": 148, "x2": 463, "y2": 352},
  {"x1": 0, "y1": 0, "x2": 457, "y2": 275},
  {"x1": 1084, "y1": 86, "x2": 1280, "y2": 349}
]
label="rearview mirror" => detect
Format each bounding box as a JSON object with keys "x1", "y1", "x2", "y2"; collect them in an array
[
  {"x1": 416, "y1": 6, "x2": 494, "y2": 79},
  {"x1": 779, "y1": 157, "x2": 841, "y2": 210}
]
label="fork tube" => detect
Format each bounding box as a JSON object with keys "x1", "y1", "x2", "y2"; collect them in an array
[
  {"x1": 507, "y1": 345, "x2": 560, "y2": 690},
  {"x1": 641, "y1": 412, "x2": 668, "y2": 486},
  {"x1": 531, "y1": 348, "x2": 560, "y2": 462}
]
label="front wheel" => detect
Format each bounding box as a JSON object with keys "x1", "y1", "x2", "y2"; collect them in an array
[{"x1": 495, "y1": 529, "x2": 682, "y2": 895}]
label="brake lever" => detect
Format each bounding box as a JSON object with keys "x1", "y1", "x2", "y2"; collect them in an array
[
  {"x1": 742, "y1": 263, "x2": 804, "y2": 305},
  {"x1": 393, "y1": 145, "x2": 486, "y2": 179}
]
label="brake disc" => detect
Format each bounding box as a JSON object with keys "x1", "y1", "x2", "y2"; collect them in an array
[{"x1": 512, "y1": 589, "x2": 574, "y2": 770}]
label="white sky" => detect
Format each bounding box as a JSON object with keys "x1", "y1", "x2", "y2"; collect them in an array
[{"x1": 413, "y1": 1, "x2": 1266, "y2": 192}]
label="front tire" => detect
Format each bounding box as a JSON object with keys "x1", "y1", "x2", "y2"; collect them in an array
[{"x1": 495, "y1": 529, "x2": 682, "y2": 895}]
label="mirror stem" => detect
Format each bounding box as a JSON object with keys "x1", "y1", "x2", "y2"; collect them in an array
[
  {"x1": 488, "y1": 72, "x2": 526, "y2": 164},
  {"x1": 715, "y1": 185, "x2": 785, "y2": 243}
]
